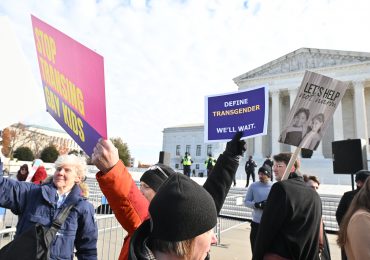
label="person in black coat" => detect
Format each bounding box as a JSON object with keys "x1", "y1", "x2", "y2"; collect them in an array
[
  {"x1": 303, "y1": 175, "x2": 331, "y2": 260},
  {"x1": 245, "y1": 155, "x2": 257, "y2": 187},
  {"x1": 335, "y1": 170, "x2": 370, "y2": 260},
  {"x1": 253, "y1": 152, "x2": 322, "y2": 260},
  {"x1": 336, "y1": 170, "x2": 370, "y2": 224}
]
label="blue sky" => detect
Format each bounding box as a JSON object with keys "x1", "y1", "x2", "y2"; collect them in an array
[{"x1": 1, "y1": 0, "x2": 369, "y2": 164}]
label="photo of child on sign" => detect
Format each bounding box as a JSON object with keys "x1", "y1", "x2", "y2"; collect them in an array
[
  {"x1": 279, "y1": 107, "x2": 310, "y2": 146},
  {"x1": 301, "y1": 113, "x2": 325, "y2": 150},
  {"x1": 279, "y1": 70, "x2": 348, "y2": 151}
]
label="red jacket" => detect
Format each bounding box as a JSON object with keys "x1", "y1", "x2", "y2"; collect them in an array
[
  {"x1": 31, "y1": 166, "x2": 47, "y2": 184},
  {"x1": 96, "y1": 161, "x2": 149, "y2": 260}
]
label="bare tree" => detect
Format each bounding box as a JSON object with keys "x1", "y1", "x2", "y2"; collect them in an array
[
  {"x1": 28, "y1": 130, "x2": 48, "y2": 158},
  {"x1": 2, "y1": 123, "x2": 44, "y2": 159},
  {"x1": 1, "y1": 128, "x2": 11, "y2": 157}
]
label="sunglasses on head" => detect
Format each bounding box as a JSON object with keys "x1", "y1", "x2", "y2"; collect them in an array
[{"x1": 148, "y1": 165, "x2": 168, "y2": 178}]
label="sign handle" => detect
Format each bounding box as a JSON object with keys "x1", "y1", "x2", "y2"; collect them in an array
[{"x1": 281, "y1": 147, "x2": 301, "y2": 181}]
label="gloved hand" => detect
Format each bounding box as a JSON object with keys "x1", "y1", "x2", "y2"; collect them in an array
[
  {"x1": 254, "y1": 200, "x2": 267, "y2": 209},
  {"x1": 225, "y1": 132, "x2": 246, "y2": 157}
]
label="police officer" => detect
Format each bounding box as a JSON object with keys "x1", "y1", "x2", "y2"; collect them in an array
[
  {"x1": 181, "y1": 152, "x2": 193, "y2": 177},
  {"x1": 204, "y1": 154, "x2": 216, "y2": 176}
]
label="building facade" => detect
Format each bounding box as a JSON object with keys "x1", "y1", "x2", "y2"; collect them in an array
[
  {"x1": 162, "y1": 124, "x2": 226, "y2": 175},
  {"x1": 3, "y1": 124, "x2": 80, "y2": 157},
  {"x1": 162, "y1": 48, "x2": 370, "y2": 184},
  {"x1": 233, "y1": 47, "x2": 370, "y2": 159}
]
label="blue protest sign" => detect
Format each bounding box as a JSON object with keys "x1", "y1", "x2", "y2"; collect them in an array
[{"x1": 205, "y1": 85, "x2": 269, "y2": 142}]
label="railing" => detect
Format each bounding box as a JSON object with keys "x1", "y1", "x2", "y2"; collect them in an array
[
  {"x1": 0, "y1": 176, "x2": 341, "y2": 258},
  {"x1": 219, "y1": 187, "x2": 341, "y2": 232},
  {"x1": 0, "y1": 211, "x2": 245, "y2": 258},
  {"x1": 0, "y1": 213, "x2": 125, "y2": 260}
]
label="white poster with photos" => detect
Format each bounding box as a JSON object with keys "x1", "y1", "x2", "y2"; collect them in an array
[{"x1": 279, "y1": 70, "x2": 349, "y2": 151}]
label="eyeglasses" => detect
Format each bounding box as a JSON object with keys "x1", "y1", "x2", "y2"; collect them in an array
[{"x1": 148, "y1": 165, "x2": 168, "y2": 178}]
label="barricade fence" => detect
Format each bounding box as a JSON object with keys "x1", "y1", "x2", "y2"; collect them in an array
[
  {"x1": 219, "y1": 187, "x2": 341, "y2": 232},
  {"x1": 0, "y1": 176, "x2": 341, "y2": 258}
]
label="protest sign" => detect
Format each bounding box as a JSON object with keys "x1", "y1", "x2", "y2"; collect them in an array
[
  {"x1": 278, "y1": 70, "x2": 349, "y2": 151},
  {"x1": 205, "y1": 85, "x2": 268, "y2": 142},
  {"x1": 279, "y1": 71, "x2": 349, "y2": 181},
  {"x1": 31, "y1": 15, "x2": 107, "y2": 156}
]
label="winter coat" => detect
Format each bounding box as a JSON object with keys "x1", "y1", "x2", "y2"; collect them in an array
[
  {"x1": 96, "y1": 160, "x2": 150, "y2": 260},
  {"x1": 253, "y1": 174, "x2": 322, "y2": 260},
  {"x1": 336, "y1": 189, "x2": 359, "y2": 225},
  {"x1": 129, "y1": 152, "x2": 240, "y2": 259},
  {"x1": 245, "y1": 159, "x2": 257, "y2": 174},
  {"x1": 0, "y1": 176, "x2": 97, "y2": 260}
]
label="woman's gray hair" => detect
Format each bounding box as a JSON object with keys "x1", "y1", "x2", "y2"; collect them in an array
[{"x1": 54, "y1": 154, "x2": 87, "y2": 181}]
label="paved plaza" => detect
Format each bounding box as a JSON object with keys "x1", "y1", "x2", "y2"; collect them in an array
[{"x1": 211, "y1": 222, "x2": 341, "y2": 260}]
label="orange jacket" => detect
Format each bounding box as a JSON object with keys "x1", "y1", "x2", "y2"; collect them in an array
[{"x1": 96, "y1": 161, "x2": 149, "y2": 260}]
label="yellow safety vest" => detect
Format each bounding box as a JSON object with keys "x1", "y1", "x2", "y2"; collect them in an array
[
  {"x1": 205, "y1": 157, "x2": 216, "y2": 167},
  {"x1": 183, "y1": 156, "x2": 192, "y2": 166}
]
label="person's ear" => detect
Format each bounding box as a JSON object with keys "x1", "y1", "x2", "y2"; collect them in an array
[{"x1": 75, "y1": 175, "x2": 81, "y2": 184}]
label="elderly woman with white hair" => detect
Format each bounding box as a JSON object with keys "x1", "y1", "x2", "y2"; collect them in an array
[{"x1": 0, "y1": 154, "x2": 97, "y2": 260}]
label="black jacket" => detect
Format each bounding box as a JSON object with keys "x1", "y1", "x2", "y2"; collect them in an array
[
  {"x1": 253, "y1": 174, "x2": 322, "y2": 260},
  {"x1": 129, "y1": 152, "x2": 239, "y2": 259},
  {"x1": 245, "y1": 159, "x2": 257, "y2": 174},
  {"x1": 335, "y1": 189, "x2": 359, "y2": 225}
]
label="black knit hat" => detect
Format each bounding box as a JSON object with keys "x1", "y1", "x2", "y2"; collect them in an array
[
  {"x1": 258, "y1": 165, "x2": 271, "y2": 178},
  {"x1": 140, "y1": 163, "x2": 176, "y2": 192},
  {"x1": 149, "y1": 174, "x2": 217, "y2": 242},
  {"x1": 355, "y1": 170, "x2": 370, "y2": 183}
]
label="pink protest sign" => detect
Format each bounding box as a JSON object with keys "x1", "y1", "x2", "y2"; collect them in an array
[{"x1": 31, "y1": 15, "x2": 106, "y2": 156}]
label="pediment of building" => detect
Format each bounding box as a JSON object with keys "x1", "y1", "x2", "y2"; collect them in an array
[{"x1": 233, "y1": 48, "x2": 370, "y2": 83}]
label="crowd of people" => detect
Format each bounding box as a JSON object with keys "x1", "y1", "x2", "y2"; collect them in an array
[{"x1": 0, "y1": 131, "x2": 368, "y2": 259}]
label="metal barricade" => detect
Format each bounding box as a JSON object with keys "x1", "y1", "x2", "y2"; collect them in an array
[
  {"x1": 96, "y1": 214, "x2": 126, "y2": 260},
  {"x1": 221, "y1": 188, "x2": 341, "y2": 232},
  {"x1": 0, "y1": 179, "x2": 342, "y2": 257}
]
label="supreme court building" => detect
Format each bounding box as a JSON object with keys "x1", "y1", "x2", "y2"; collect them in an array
[
  {"x1": 163, "y1": 48, "x2": 370, "y2": 182},
  {"x1": 233, "y1": 47, "x2": 370, "y2": 159}
]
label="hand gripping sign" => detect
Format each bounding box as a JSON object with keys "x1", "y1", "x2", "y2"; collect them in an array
[
  {"x1": 31, "y1": 15, "x2": 107, "y2": 156},
  {"x1": 279, "y1": 70, "x2": 349, "y2": 180}
]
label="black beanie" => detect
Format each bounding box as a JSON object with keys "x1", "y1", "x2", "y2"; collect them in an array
[
  {"x1": 355, "y1": 170, "x2": 370, "y2": 183},
  {"x1": 149, "y1": 174, "x2": 217, "y2": 242},
  {"x1": 258, "y1": 165, "x2": 271, "y2": 177},
  {"x1": 140, "y1": 163, "x2": 176, "y2": 192}
]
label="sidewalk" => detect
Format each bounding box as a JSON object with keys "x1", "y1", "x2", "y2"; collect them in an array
[{"x1": 210, "y1": 222, "x2": 342, "y2": 260}]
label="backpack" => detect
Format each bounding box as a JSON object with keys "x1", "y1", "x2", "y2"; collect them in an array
[{"x1": 0, "y1": 204, "x2": 75, "y2": 260}]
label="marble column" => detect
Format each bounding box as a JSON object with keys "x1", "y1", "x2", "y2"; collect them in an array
[
  {"x1": 271, "y1": 90, "x2": 280, "y2": 155},
  {"x1": 353, "y1": 81, "x2": 369, "y2": 151},
  {"x1": 289, "y1": 88, "x2": 298, "y2": 108},
  {"x1": 332, "y1": 101, "x2": 344, "y2": 141},
  {"x1": 254, "y1": 135, "x2": 264, "y2": 159}
]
